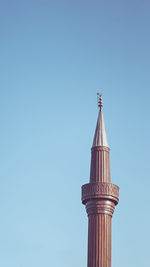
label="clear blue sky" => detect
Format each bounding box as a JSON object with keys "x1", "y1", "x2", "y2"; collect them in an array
[{"x1": 0, "y1": 1, "x2": 150, "y2": 266}]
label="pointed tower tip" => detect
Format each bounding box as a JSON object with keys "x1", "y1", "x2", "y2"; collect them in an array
[{"x1": 92, "y1": 93, "x2": 108, "y2": 148}]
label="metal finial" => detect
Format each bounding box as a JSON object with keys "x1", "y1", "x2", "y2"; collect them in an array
[{"x1": 97, "y1": 93, "x2": 103, "y2": 110}]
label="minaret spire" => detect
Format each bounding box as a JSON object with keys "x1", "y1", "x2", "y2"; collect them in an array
[
  {"x1": 81, "y1": 94, "x2": 119, "y2": 267},
  {"x1": 93, "y1": 93, "x2": 108, "y2": 148}
]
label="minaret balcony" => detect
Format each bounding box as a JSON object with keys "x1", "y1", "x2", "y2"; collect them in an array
[{"x1": 82, "y1": 182, "x2": 119, "y2": 206}]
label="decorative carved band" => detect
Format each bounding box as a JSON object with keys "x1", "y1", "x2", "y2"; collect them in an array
[
  {"x1": 82, "y1": 182, "x2": 119, "y2": 205},
  {"x1": 91, "y1": 146, "x2": 110, "y2": 152},
  {"x1": 86, "y1": 199, "x2": 115, "y2": 216}
]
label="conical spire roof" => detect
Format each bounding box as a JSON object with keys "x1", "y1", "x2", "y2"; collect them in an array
[{"x1": 92, "y1": 94, "x2": 108, "y2": 148}]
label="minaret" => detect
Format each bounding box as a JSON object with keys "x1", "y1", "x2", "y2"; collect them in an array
[{"x1": 82, "y1": 94, "x2": 119, "y2": 267}]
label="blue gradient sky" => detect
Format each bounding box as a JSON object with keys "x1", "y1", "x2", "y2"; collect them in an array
[{"x1": 0, "y1": 1, "x2": 150, "y2": 266}]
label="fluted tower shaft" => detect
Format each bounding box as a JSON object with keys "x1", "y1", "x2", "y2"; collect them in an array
[
  {"x1": 82, "y1": 95, "x2": 119, "y2": 267},
  {"x1": 90, "y1": 146, "x2": 110, "y2": 183}
]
